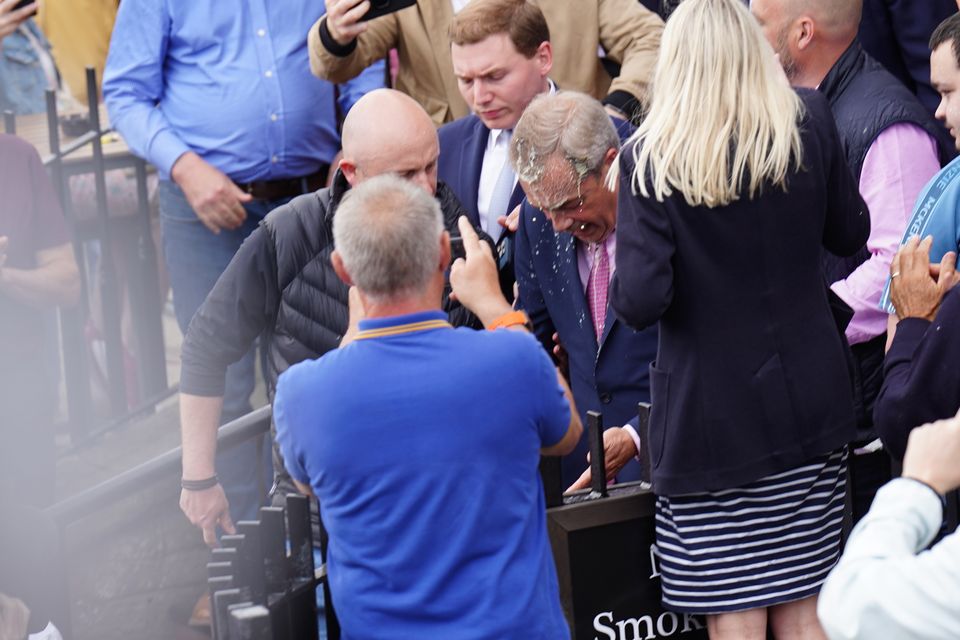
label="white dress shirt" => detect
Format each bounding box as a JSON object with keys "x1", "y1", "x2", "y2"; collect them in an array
[
  {"x1": 476, "y1": 80, "x2": 557, "y2": 241},
  {"x1": 451, "y1": 0, "x2": 470, "y2": 13},
  {"x1": 818, "y1": 478, "x2": 960, "y2": 640}
]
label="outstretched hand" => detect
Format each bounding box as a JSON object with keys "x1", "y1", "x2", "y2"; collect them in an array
[
  {"x1": 565, "y1": 427, "x2": 638, "y2": 493},
  {"x1": 449, "y1": 216, "x2": 512, "y2": 325}
]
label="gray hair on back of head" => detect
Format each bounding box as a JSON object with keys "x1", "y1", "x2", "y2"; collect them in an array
[
  {"x1": 509, "y1": 91, "x2": 620, "y2": 186},
  {"x1": 333, "y1": 174, "x2": 443, "y2": 301}
]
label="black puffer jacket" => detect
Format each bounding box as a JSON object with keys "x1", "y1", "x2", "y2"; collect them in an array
[
  {"x1": 260, "y1": 171, "x2": 481, "y2": 394},
  {"x1": 180, "y1": 171, "x2": 483, "y2": 526}
]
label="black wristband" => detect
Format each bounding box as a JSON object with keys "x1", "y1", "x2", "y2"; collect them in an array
[
  {"x1": 181, "y1": 475, "x2": 219, "y2": 491},
  {"x1": 319, "y1": 17, "x2": 358, "y2": 57}
]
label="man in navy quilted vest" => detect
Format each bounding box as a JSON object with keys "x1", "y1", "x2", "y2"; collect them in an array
[{"x1": 751, "y1": 0, "x2": 954, "y2": 522}]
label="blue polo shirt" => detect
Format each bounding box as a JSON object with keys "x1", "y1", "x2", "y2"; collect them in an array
[
  {"x1": 880, "y1": 154, "x2": 960, "y2": 313},
  {"x1": 274, "y1": 310, "x2": 571, "y2": 640}
]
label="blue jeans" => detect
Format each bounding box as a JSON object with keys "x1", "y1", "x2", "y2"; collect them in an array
[{"x1": 159, "y1": 180, "x2": 290, "y2": 522}]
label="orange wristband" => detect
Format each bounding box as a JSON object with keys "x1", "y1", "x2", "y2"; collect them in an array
[{"x1": 486, "y1": 310, "x2": 531, "y2": 331}]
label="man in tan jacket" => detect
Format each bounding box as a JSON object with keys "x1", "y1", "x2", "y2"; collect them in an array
[{"x1": 310, "y1": 0, "x2": 663, "y2": 126}]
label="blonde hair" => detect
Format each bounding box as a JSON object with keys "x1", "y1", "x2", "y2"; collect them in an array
[{"x1": 628, "y1": 0, "x2": 804, "y2": 208}]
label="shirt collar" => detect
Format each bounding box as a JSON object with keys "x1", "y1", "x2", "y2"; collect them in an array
[{"x1": 356, "y1": 310, "x2": 451, "y2": 340}]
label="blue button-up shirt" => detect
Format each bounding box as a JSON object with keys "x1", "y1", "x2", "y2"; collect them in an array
[{"x1": 103, "y1": 1, "x2": 383, "y2": 182}]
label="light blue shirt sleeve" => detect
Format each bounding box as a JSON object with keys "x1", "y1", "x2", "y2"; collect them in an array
[
  {"x1": 336, "y1": 59, "x2": 386, "y2": 117},
  {"x1": 818, "y1": 478, "x2": 960, "y2": 640},
  {"x1": 102, "y1": 0, "x2": 191, "y2": 177}
]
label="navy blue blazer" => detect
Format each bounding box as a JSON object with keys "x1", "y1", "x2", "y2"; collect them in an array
[
  {"x1": 612, "y1": 90, "x2": 869, "y2": 496},
  {"x1": 514, "y1": 117, "x2": 657, "y2": 488},
  {"x1": 437, "y1": 115, "x2": 525, "y2": 228},
  {"x1": 875, "y1": 287, "x2": 960, "y2": 461}
]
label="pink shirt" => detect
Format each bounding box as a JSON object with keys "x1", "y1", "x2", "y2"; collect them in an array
[
  {"x1": 576, "y1": 232, "x2": 617, "y2": 290},
  {"x1": 832, "y1": 123, "x2": 941, "y2": 345}
]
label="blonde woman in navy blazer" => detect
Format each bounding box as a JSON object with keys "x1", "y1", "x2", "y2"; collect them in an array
[{"x1": 610, "y1": 0, "x2": 869, "y2": 637}]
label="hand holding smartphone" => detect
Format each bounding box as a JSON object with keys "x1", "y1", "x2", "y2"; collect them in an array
[{"x1": 359, "y1": 0, "x2": 416, "y2": 21}]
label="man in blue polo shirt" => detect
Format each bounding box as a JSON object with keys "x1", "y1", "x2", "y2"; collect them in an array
[{"x1": 273, "y1": 175, "x2": 580, "y2": 639}]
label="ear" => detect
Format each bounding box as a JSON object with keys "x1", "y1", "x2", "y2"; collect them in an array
[
  {"x1": 439, "y1": 230, "x2": 451, "y2": 272},
  {"x1": 536, "y1": 41, "x2": 553, "y2": 78},
  {"x1": 331, "y1": 250, "x2": 354, "y2": 287},
  {"x1": 795, "y1": 16, "x2": 815, "y2": 52},
  {"x1": 340, "y1": 160, "x2": 359, "y2": 187}
]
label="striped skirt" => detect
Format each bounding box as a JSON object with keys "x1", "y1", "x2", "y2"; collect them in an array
[{"x1": 655, "y1": 448, "x2": 847, "y2": 614}]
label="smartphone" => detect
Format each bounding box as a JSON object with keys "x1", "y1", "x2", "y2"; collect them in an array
[
  {"x1": 360, "y1": 0, "x2": 416, "y2": 22},
  {"x1": 450, "y1": 235, "x2": 466, "y2": 262},
  {"x1": 12, "y1": 0, "x2": 37, "y2": 12}
]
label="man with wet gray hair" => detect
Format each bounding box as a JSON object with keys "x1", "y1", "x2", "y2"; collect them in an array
[
  {"x1": 511, "y1": 91, "x2": 658, "y2": 489},
  {"x1": 273, "y1": 175, "x2": 581, "y2": 638}
]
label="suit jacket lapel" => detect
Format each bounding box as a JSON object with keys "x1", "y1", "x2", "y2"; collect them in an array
[
  {"x1": 598, "y1": 299, "x2": 617, "y2": 353},
  {"x1": 555, "y1": 234, "x2": 596, "y2": 349}
]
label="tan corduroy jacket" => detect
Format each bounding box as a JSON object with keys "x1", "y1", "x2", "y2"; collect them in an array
[{"x1": 308, "y1": 0, "x2": 663, "y2": 126}]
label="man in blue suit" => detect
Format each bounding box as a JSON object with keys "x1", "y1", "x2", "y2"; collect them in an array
[
  {"x1": 437, "y1": 0, "x2": 554, "y2": 245},
  {"x1": 511, "y1": 92, "x2": 658, "y2": 489}
]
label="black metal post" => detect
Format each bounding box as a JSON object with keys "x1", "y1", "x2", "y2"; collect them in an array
[
  {"x1": 46, "y1": 89, "x2": 96, "y2": 443},
  {"x1": 129, "y1": 157, "x2": 168, "y2": 397},
  {"x1": 212, "y1": 588, "x2": 243, "y2": 640},
  {"x1": 286, "y1": 495, "x2": 314, "y2": 582},
  {"x1": 539, "y1": 456, "x2": 563, "y2": 508},
  {"x1": 236, "y1": 521, "x2": 267, "y2": 605},
  {"x1": 587, "y1": 411, "x2": 608, "y2": 498},
  {"x1": 85, "y1": 66, "x2": 128, "y2": 416},
  {"x1": 637, "y1": 402, "x2": 653, "y2": 485},
  {"x1": 3, "y1": 110, "x2": 14, "y2": 134},
  {"x1": 259, "y1": 507, "x2": 287, "y2": 594},
  {"x1": 229, "y1": 604, "x2": 273, "y2": 640}
]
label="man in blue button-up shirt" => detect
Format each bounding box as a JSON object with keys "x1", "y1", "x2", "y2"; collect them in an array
[{"x1": 102, "y1": 1, "x2": 383, "y2": 526}]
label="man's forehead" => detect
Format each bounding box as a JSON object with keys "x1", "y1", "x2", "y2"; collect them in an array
[
  {"x1": 451, "y1": 34, "x2": 519, "y2": 76},
  {"x1": 522, "y1": 158, "x2": 579, "y2": 205},
  {"x1": 932, "y1": 41, "x2": 960, "y2": 83}
]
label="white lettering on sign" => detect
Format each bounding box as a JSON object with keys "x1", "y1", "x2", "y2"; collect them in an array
[
  {"x1": 593, "y1": 611, "x2": 706, "y2": 640},
  {"x1": 649, "y1": 543, "x2": 661, "y2": 579}
]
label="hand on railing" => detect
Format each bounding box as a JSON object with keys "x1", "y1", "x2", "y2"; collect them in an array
[
  {"x1": 180, "y1": 482, "x2": 236, "y2": 548},
  {"x1": 566, "y1": 426, "x2": 638, "y2": 493}
]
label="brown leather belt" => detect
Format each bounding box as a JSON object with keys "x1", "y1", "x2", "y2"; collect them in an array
[{"x1": 234, "y1": 165, "x2": 329, "y2": 200}]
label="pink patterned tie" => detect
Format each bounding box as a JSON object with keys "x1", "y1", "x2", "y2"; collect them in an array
[{"x1": 586, "y1": 243, "x2": 610, "y2": 342}]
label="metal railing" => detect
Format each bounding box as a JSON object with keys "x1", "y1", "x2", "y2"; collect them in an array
[
  {"x1": 43, "y1": 405, "x2": 272, "y2": 638},
  {"x1": 4, "y1": 67, "x2": 171, "y2": 443}
]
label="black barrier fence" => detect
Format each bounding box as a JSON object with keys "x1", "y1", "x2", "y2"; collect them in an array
[
  {"x1": 45, "y1": 405, "x2": 273, "y2": 638},
  {"x1": 40, "y1": 399, "x2": 960, "y2": 640},
  {"x1": 4, "y1": 68, "x2": 171, "y2": 445},
  {"x1": 208, "y1": 495, "x2": 320, "y2": 640},
  {"x1": 546, "y1": 407, "x2": 708, "y2": 640}
]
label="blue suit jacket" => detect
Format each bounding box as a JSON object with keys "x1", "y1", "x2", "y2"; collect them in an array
[
  {"x1": 437, "y1": 115, "x2": 525, "y2": 228},
  {"x1": 514, "y1": 118, "x2": 657, "y2": 488}
]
